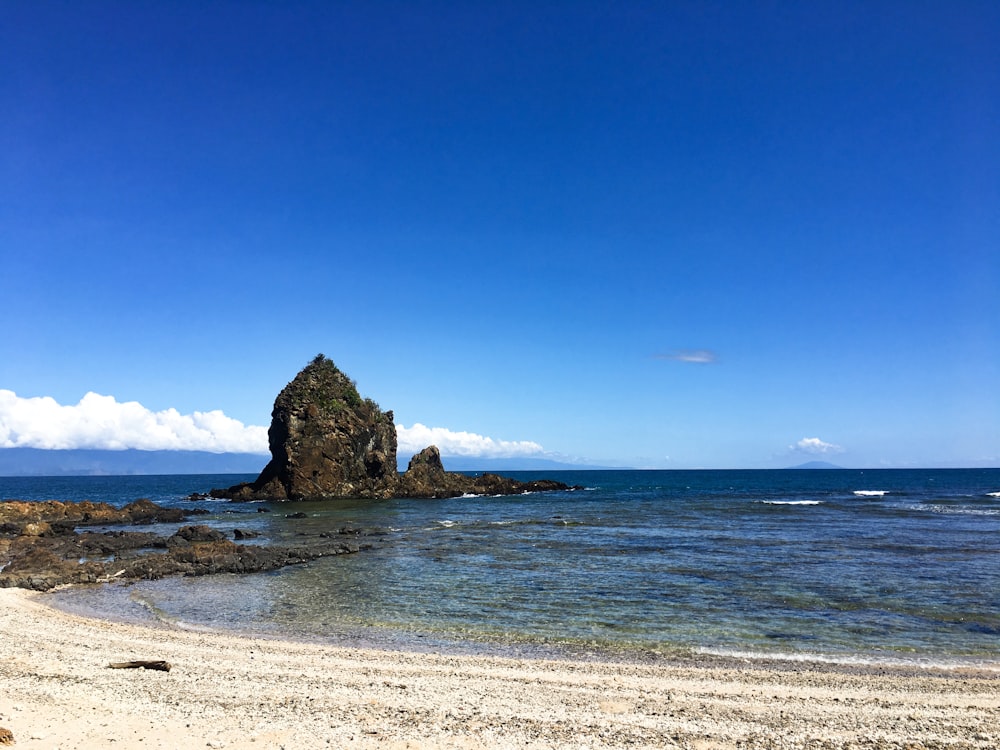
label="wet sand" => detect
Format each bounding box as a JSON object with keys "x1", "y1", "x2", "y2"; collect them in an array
[{"x1": 1, "y1": 588, "x2": 997, "y2": 749}]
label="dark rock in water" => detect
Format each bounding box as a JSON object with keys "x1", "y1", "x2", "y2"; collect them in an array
[
  {"x1": 172, "y1": 525, "x2": 227, "y2": 543},
  {"x1": 0, "y1": 498, "x2": 367, "y2": 591},
  {"x1": 212, "y1": 354, "x2": 399, "y2": 501},
  {"x1": 398, "y1": 446, "x2": 580, "y2": 498},
  {"x1": 397, "y1": 445, "x2": 453, "y2": 498},
  {"x1": 0, "y1": 498, "x2": 187, "y2": 527},
  {"x1": 233, "y1": 528, "x2": 260, "y2": 540},
  {"x1": 210, "y1": 355, "x2": 577, "y2": 501}
]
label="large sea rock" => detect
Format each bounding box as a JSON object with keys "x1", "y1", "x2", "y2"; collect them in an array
[
  {"x1": 213, "y1": 355, "x2": 575, "y2": 501},
  {"x1": 215, "y1": 355, "x2": 399, "y2": 501}
]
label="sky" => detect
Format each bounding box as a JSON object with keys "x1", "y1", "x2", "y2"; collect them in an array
[{"x1": 2, "y1": 1, "x2": 998, "y2": 469}]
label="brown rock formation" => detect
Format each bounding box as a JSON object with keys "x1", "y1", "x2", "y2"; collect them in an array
[
  {"x1": 0, "y1": 498, "x2": 188, "y2": 530},
  {"x1": 0, "y1": 500, "x2": 369, "y2": 591},
  {"x1": 215, "y1": 355, "x2": 399, "y2": 500},
  {"x1": 213, "y1": 355, "x2": 575, "y2": 501},
  {"x1": 398, "y1": 446, "x2": 576, "y2": 498}
]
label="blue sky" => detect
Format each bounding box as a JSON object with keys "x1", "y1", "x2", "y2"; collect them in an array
[{"x1": 2, "y1": 1, "x2": 998, "y2": 469}]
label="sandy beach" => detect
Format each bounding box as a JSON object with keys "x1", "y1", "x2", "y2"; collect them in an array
[{"x1": 1, "y1": 588, "x2": 997, "y2": 749}]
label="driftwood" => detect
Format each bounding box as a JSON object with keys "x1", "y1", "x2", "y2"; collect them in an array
[{"x1": 107, "y1": 660, "x2": 172, "y2": 672}]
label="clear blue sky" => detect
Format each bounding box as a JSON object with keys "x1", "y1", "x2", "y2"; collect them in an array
[{"x1": 2, "y1": 1, "x2": 998, "y2": 468}]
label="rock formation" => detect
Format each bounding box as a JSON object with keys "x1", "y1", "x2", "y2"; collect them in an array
[
  {"x1": 0, "y1": 499, "x2": 368, "y2": 591},
  {"x1": 215, "y1": 355, "x2": 399, "y2": 500},
  {"x1": 0, "y1": 498, "x2": 189, "y2": 530},
  {"x1": 397, "y1": 446, "x2": 574, "y2": 498},
  {"x1": 213, "y1": 355, "x2": 575, "y2": 501}
]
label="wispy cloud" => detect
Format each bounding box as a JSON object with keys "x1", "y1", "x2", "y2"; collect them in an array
[
  {"x1": 0, "y1": 390, "x2": 270, "y2": 454},
  {"x1": 655, "y1": 349, "x2": 718, "y2": 364},
  {"x1": 396, "y1": 423, "x2": 545, "y2": 458},
  {"x1": 790, "y1": 437, "x2": 844, "y2": 455}
]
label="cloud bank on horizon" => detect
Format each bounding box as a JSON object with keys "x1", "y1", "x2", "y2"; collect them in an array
[
  {"x1": 0, "y1": 389, "x2": 270, "y2": 454},
  {"x1": 395, "y1": 423, "x2": 544, "y2": 459},
  {"x1": 0, "y1": 390, "x2": 547, "y2": 459}
]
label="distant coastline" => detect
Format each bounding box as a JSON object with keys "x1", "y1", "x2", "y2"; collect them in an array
[
  {"x1": 0, "y1": 447, "x2": 620, "y2": 477},
  {"x1": 0, "y1": 447, "x2": 267, "y2": 476},
  {"x1": 787, "y1": 461, "x2": 845, "y2": 469}
]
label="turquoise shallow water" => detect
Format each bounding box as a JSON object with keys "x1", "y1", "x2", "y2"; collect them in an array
[{"x1": 4, "y1": 469, "x2": 1000, "y2": 665}]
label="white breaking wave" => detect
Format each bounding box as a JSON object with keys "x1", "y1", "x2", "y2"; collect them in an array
[
  {"x1": 695, "y1": 646, "x2": 1000, "y2": 672},
  {"x1": 917, "y1": 504, "x2": 1000, "y2": 517},
  {"x1": 761, "y1": 500, "x2": 823, "y2": 506},
  {"x1": 853, "y1": 490, "x2": 889, "y2": 497},
  {"x1": 987, "y1": 491, "x2": 1000, "y2": 497}
]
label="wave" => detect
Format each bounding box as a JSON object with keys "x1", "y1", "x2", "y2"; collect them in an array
[
  {"x1": 695, "y1": 646, "x2": 1000, "y2": 672},
  {"x1": 987, "y1": 491, "x2": 1000, "y2": 498},
  {"x1": 759, "y1": 500, "x2": 823, "y2": 506},
  {"x1": 853, "y1": 490, "x2": 889, "y2": 497},
  {"x1": 914, "y1": 504, "x2": 1000, "y2": 517}
]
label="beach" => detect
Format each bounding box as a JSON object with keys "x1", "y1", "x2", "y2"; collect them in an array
[{"x1": 1, "y1": 589, "x2": 997, "y2": 749}]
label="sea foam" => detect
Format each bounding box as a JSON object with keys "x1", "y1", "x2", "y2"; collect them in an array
[{"x1": 760, "y1": 500, "x2": 822, "y2": 506}]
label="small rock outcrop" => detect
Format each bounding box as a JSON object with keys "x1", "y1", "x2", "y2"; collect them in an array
[
  {"x1": 214, "y1": 355, "x2": 399, "y2": 501},
  {"x1": 213, "y1": 355, "x2": 575, "y2": 501},
  {"x1": 0, "y1": 498, "x2": 188, "y2": 530},
  {"x1": 397, "y1": 446, "x2": 574, "y2": 498}
]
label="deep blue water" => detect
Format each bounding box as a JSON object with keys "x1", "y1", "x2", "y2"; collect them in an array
[{"x1": 4, "y1": 469, "x2": 999, "y2": 666}]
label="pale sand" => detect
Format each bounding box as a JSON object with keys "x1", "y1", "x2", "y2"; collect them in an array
[{"x1": 1, "y1": 589, "x2": 997, "y2": 750}]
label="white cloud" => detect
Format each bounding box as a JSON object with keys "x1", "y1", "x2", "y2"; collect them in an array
[
  {"x1": 656, "y1": 349, "x2": 718, "y2": 364},
  {"x1": 790, "y1": 437, "x2": 844, "y2": 455},
  {"x1": 0, "y1": 390, "x2": 547, "y2": 460},
  {"x1": 0, "y1": 390, "x2": 270, "y2": 454},
  {"x1": 397, "y1": 422, "x2": 545, "y2": 458}
]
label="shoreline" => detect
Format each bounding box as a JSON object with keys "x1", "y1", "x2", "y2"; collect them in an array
[
  {"x1": 2, "y1": 588, "x2": 998, "y2": 749},
  {"x1": 43, "y1": 580, "x2": 1000, "y2": 677},
  {"x1": 45, "y1": 583, "x2": 1000, "y2": 679}
]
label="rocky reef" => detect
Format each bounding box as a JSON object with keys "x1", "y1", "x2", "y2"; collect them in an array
[
  {"x1": 0, "y1": 499, "x2": 368, "y2": 591},
  {"x1": 213, "y1": 355, "x2": 576, "y2": 501}
]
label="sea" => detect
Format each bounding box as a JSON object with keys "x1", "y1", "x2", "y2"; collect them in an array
[{"x1": 3, "y1": 469, "x2": 999, "y2": 669}]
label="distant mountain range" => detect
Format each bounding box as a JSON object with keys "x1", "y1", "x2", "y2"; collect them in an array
[
  {"x1": 0, "y1": 448, "x2": 612, "y2": 477},
  {"x1": 0, "y1": 448, "x2": 268, "y2": 476},
  {"x1": 400, "y1": 455, "x2": 617, "y2": 472},
  {"x1": 787, "y1": 461, "x2": 845, "y2": 469}
]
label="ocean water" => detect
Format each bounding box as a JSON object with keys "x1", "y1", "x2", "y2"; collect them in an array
[{"x1": 4, "y1": 469, "x2": 1000, "y2": 667}]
